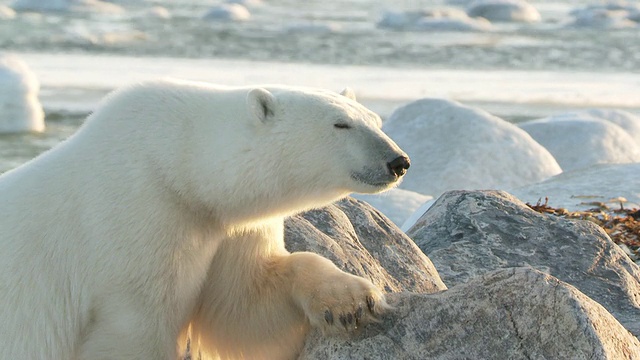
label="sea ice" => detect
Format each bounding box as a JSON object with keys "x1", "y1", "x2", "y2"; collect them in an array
[
  {"x1": 566, "y1": 3, "x2": 639, "y2": 28},
  {"x1": 378, "y1": 7, "x2": 492, "y2": 32},
  {"x1": 382, "y1": 98, "x2": 561, "y2": 198},
  {"x1": 145, "y1": 6, "x2": 171, "y2": 20},
  {"x1": 0, "y1": 54, "x2": 44, "y2": 133},
  {"x1": 519, "y1": 113, "x2": 640, "y2": 172},
  {"x1": 284, "y1": 22, "x2": 341, "y2": 35},
  {"x1": 466, "y1": 0, "x2": 541, "y2": 23},
  {"x1": 511, "y1": 163, "x2": 640, "y2": 211},
  {"x1": 352, "y1": 188, "x2": 433, "y2": 228},
  {"x1": 203, "y1": 3, "x2": 250, "y2": 22},
  {"x1": 0, "y1": 5, "x2": 16, "y2": 19},
  {"x1": 11, "y1": 0, "x2": 123, "y2": 13}
]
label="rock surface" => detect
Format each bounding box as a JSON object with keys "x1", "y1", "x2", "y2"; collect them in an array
[
  {"x1": 407, "y1": 190, "x2": 640, "y2": 337},
  {"x1": 285, "y1": 197, "x2": 446, "y2": 293},
  {"x1": 382, "y1": 98, "x2": 561, "y2": 197},
  {"x1": 299, "y1": 268, "x2": 640, "y2": 359}
]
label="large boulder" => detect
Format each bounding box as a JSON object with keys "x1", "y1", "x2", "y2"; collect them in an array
[
  {"x1": 285, "y1": 197, "x2": 446, "y2": 294},
  {"x1": 382, "y1": 98, "x2": 561, "y2": 197},
  {"x1": 407, "y1": 190, "x2": 640, "y2": 337},
  {"x1": 0, "y1": 54, "x2": 44, "y2": 133},
  {"x1": 569, "y1": 109, "x2": 640, "y2": 146},
  {"x1": 300, "y1": 268, "x2": 640, "y2": 359},
  {"x1": 519, "y1": 113, "x2": 640, "y2": 172}
]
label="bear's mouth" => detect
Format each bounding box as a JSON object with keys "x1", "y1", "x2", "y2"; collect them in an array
[{"x1": 350, "y1": 171, "x2": 398, "y2": 188}]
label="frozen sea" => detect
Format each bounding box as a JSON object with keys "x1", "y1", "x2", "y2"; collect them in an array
[{"x1": 1, "y1": 0, "x2": 640, "y2": 222}]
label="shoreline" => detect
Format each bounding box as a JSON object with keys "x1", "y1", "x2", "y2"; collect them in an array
[{"x1": 17, "y1": 52, "x2": 640, "y2": 120}]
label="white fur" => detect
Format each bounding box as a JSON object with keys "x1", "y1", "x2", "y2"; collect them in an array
[{"x1": 0, "y1": 79, "x2": 407, "y2": 359}]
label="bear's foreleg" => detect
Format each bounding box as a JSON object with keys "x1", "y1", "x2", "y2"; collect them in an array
[
  {"x1": 189, "y1": 223, "x2": 387, "y2": 360},
  {"x1": 283, "y1": 251, "x2": 388, "y2": 334}
]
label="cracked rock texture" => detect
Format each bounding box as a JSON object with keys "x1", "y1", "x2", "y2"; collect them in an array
[
  {"x1": 299, "y1": 268, "x2": 640, "y2": 360},
  {"x1": 284, "y1": 197, "x2": 446, "y2": 293},
  {"x1": 407, "y1": 190, "x2": 640, "y2": 338}
]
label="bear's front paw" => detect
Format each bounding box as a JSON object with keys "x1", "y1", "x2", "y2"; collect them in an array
[{"x1": 299, "y1": 272, "x2": 388, "y2": 334}]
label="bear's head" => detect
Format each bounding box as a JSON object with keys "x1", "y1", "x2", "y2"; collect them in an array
[
  {"x1": 225, "y1": 85, "x2": 410, "y2": 220},
  {"x1": 97, "y1": 81, "x2": 409, "y2": 223}
]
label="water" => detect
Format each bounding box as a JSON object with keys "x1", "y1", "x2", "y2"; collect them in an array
[
  {"x1": 1, "y1": 0, "x2": 638, "y2": 72},
  {"x1": 0, "y1": 0, "x2": 639, "y2": 173}
]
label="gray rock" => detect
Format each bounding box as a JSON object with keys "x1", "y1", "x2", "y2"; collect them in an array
[
  {"x1": 284, "y1": 197, "x2": 446, "y2": 293},
  {"x1": 407, "y1": 190, "x2": 640, "y2": 337},
  {"x1": 299, "y1": 268, "x2": 640, "y2": 360}
]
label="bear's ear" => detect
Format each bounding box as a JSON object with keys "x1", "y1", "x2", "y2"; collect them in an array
[
  {"x1": 340, "y1": 87, "x2": 357, "y2": 102},
  {"x1": 247, "y1": 88, "x2": 276, "y2": 123}
]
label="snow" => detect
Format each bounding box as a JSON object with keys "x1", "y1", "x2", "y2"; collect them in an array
[
  {"x1": 145, "y1": 6, "x2": 171, "y2": 20},
  {"x1": 0, "y1": 54, "x2": 44, "y2": 133},
  {"x1": 15, "y1": 53, "x2": 640, "y2": 111},
  {"x1": 0, "y1": 5, "x2": 16, "y2": 19},
  {"x1": 567, "y1": 2, "x2": 640, "y2": 28},
  {"x1": 511, "y1": 163, "x2": 640, "y2": 211},
  {"x1": 284, "y1": 22, "x2": 341, "y2": 35},
  {"x1": 226, "y1": 0, "x2": 263, "y2": 8},
  {"x1": 518, "y1": 113, "x2": 640, "y2": 172},
  {"x1": 11, "y1": 0, "x2": 124, "y2": 13},
  {"x1": 203, "y1": 4, "x2": 251, "y2": 22},
  {"x1": 466, "y1": 0, "x2": 541, "y2": 23},
  {"x1": 378, "y1": 8, "x2": 492, "y2": 32},
  {"x1": 566, "y1": 109, "x2": 640, "y2": 146},
  {"x1": 382, "y1": 98, "x2": 562, "y2": 197},
  {"x1": 352, "y1": 188, "x2": 433, "y2": 227}
]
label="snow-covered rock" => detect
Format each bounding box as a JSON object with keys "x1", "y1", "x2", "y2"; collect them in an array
[
  {"x1": 11, "y1": 0, "x2": 123, "y2": 13},
  {"x1": 466, "y1": 0, "x2": 541, "y2": 23},
  {"x1": 568, "y1": 109, "x2": 640, "y2": 146},
  {"x1": 382, "y1": 98, "x2": 561, "y2": 197},
  {"x1": 352, "y1": 188, "x2": 433, "y2": 227},
  {"x1": 145, "y1": 6, "x2": 171, "y2": 20},
  {"x1": 0, "y1": 54, "x2": 44, "y2": 133},
  {"x1": 0, "y1": 5, "x2": 16, "y2": 19},
  {"x1": 378, "y1": 7, "x2": 492, "y2": 32},
  {"x1": 203, "y1": 3, "x2": 250, "y2": 22},
  {"x1": 567, "y1": 3, "x2": 639, "y2": 28},
  {"x1": 511, "y1": 162, "x2": 640, "y2": 211},
  {"x1": 519, "y1": 113, "x2": 640, "y2": 172}
]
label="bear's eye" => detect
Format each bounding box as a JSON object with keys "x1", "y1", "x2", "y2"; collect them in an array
[{"x1": 334, "y1": 123, "x2": 351, "y2": 129}]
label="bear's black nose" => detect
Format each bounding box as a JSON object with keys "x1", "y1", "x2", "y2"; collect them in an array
[{"x1": 387, "y1": 155, "x2": 410, "y2": 177}]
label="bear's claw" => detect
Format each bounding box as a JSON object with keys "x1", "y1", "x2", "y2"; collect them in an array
[{"x1": 324, "y1": 310, "x2": 334, "y2": 325}]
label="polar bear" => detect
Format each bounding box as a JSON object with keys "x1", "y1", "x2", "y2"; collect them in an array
[{"x1": 0, "y1": 79, "x2": 410, "y2": 359}]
